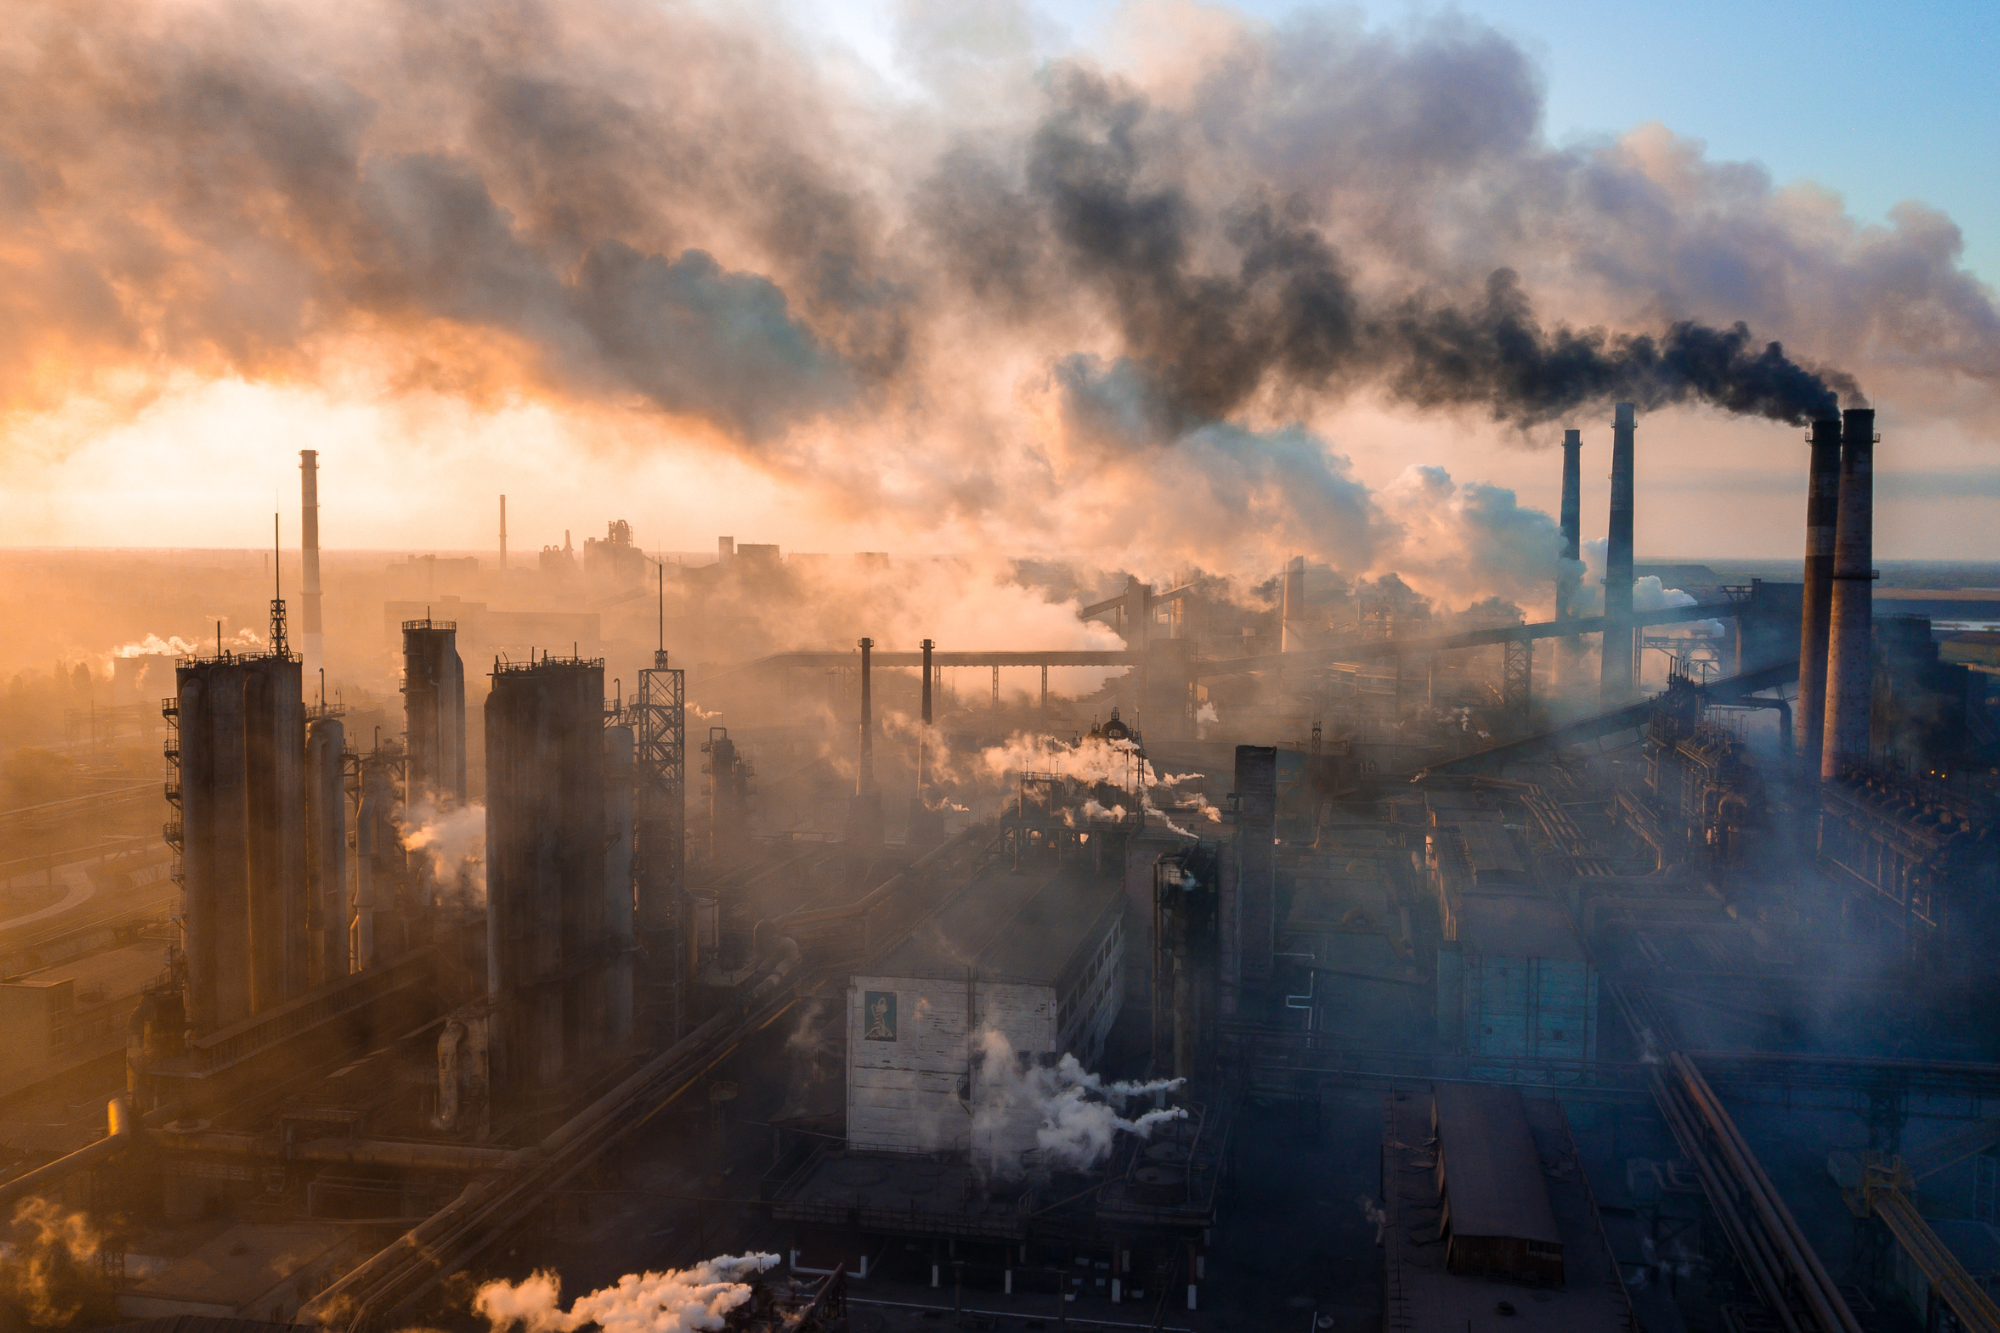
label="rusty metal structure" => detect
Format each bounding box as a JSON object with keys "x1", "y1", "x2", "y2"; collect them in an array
[
  {"x1": 1817, "y1": 764, "x2": 2000, "y2": 963},
  {"x1": 1641, "y1": 670, "x2": 1768, "y2": 867}
]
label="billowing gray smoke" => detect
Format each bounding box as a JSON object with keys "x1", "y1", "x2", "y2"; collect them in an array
[
  {"x1": 931, "y1": 67, "x2": 1858, "y2": 431},
  {"x1": 4, "y1": 0, "x2": 1994, "y2": 524}
]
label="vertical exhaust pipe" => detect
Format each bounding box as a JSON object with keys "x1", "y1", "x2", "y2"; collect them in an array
[
  {"x1": 1600, "y1": 404, "x2": 1636, "y2": 703},
  {"x1": 1820, "y1": 408, "x2": 1876, "y2": 779},
  {"x1": 1556, "y1": 429, "x2": 1583, "y2": 688},
  {"x1": 299, "y1": 451, "x2": 323, "y2": 679},
  {"x1": 918, "y1": 638, "x2": 933, "y2": 805},
  {"x1": 1280, "y1": 556, "x2": 1307, "y2": 652},
  {"x1": 1796, "y1": 417, "x2": 1842, "y2": 765},
  {"x1": 857, "y1": 637, "x2": 874, "y2": 795},
  {"x1": 498, "y1": 494, "x2": 508, "y2": 570},
  {"x1": 851, "y1": 637, "x2": 882, "y2": 845},
  {"x1": 1556, "y1": 430, "x2": 1582, "y2": 617}
]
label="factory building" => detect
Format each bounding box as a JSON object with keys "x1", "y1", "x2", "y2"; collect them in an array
[
  {"x1": 1428, "y1": 815, "x2": 1597, "y2": 1065},
  {"x1": 1382, "y1": 1083, "x2": 1635, "y2": 1330},
  {"x1": 17, "y1": 396, "x2": 2000, "y2": 1333},
  {"x1": 483, "y1": 654, "x2": 633, "y2": 1089},
  {"x1": 844, "y1": 870, "x2": 1124, "y2": 1161}
]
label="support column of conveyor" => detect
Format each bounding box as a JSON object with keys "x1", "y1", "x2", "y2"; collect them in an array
[
  {"x1": 1864, "y1": 1183, "x2": 2000, "y2": 1332},
  {"x1": 1643, "y1": 1048, "x2": 1862, "y2": 1333},
  {"x1": 1606, "y1": 982, "x2": 1859, "y2": 1333}
]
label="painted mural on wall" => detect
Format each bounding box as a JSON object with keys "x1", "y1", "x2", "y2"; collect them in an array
[{"x1": 864, "y1": 990, "x2": 897, "y2": 1041}]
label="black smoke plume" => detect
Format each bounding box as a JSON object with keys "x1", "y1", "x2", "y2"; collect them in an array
[{"x1": 989, "y1": 69, "x2": 1856, "y2": 431}]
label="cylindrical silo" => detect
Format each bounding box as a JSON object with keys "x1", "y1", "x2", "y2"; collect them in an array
[
  {"x1": 305, "y1": 715, "x2": 348, "y2": 984},
  {"x1": 403, "y1": 619, "x2": 467, "y2": 808},
  {"x1": 485, "y1": 656, "x2": 606, "y2": 1089},
  {"x1": 177, "y1": 661, "x2": 252, "y2": 1033}
]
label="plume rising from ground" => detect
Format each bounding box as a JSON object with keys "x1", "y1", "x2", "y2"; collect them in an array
[
  {"x1": 0, "y1": 1200, "x2": 115, "y2": 1329},
  {"x1": 473, "y1": 1253, "x2": 780, "y2": 1333}
]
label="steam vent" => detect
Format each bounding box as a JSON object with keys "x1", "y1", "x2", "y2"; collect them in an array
[{"x1": 6, "y1": 11, "x2": 2000, "y2": 1333}]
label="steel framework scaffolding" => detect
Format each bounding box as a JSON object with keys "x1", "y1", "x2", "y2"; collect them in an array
[
  {"x1": 635, "y1": 650, "x2": 687, "y2": 1027},
  {"x1": 1501, "y1": 638, "x2": 1532, "y2": 716}
]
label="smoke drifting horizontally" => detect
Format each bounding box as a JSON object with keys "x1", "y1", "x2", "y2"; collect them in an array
[
  {"x1": 6, "y1": 0, "x2": 1998, "y2": 576},
  {"x1": 968, "y1": 1030, "x2": 1186, "y2": 1177},
  {"x1": 473, "y1": 1253, "x2": 780, "y2": 1333}
]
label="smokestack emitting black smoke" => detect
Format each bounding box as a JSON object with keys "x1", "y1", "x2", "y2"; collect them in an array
[
  {"x1": 1797, "y1": 418, "x2": 1842, "y2": 766},
  {"x1": 1821, "y1": 407, "x2": 1877, "y2": 779},
  {"x1": 1601, "y1": 404, "x2": 1636, "y2": 703},
  {"x1": 1556, "y1": 428, "x2": 1583, "y2": 688},
  {"x1": 1010, "y1": 74, "x2": 1858, "y2": 437},
  {"x1": 1556, "y1": 430, "x2": 1582, "y2": 618}
]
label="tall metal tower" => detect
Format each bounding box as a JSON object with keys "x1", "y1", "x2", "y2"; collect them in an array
[{"x1": 635, "y1": 565, "x2": 687, "y2": 1031}]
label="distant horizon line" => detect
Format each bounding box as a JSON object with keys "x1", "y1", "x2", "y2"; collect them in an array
[{"x1": 5, "y1": 546, "x2": 2000, "y2": 571}]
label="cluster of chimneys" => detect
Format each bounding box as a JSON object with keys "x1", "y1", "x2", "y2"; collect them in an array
[
  {"x1": 1554, "y1": 403, "x2": 1877, "y2": 779},
  {"x1": 1552, "y1": 404, "x2": 1639, "y2": 705},
  {"x1": 1800, "y1": 409, "x2": 1877, "y2": 780}
]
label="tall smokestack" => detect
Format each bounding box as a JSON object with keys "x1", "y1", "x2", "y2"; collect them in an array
[
  {"x1": 1556, "y1": 431, "x2": 1582, "y2": 617},
  {"x1": 1821, "y1": 407, "x2": 1876, "y2": 779},
  {"x1": 1280, "y1": 556, "x2": 1307, "y2": 652},
  {"x1": 299, "y1": 451, "x2": 323, "y2": 678},
  {"x1": 1796, "y1": 418, "x2": 1842, "y2": 765},
  {"x1": 1600, "y1": 403, "x2": 1636, "y2": 703},
  {"x1": 917, "y1": 637, "x2": 932, "y2": 803},
  {"x1": 1556, "y1": 429, "x2": 1583, "y2": 688},
  {"x1": 498, "y1": 494, "x2": 507, "y2": 570},
  {"x1": 850, "y1": 637, "x2": 882, "y2": 844},
  {"x1": 857, "y1": 637, "x2": 874, "y2": 795}
]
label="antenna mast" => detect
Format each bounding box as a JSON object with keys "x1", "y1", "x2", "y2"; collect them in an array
[{"x1": 269, "y1": 511, "x2": 290, "y2": 657}]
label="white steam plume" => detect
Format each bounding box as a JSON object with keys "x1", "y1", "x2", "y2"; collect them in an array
[
  {"x1": 473, "y1": 1253, "x2": 779, "y2": 1333},
  {"x1": 398, "y1": 800, "x2": 487, "y2": 904},
  {"x1": 969, "y1": 1029, "x2": 1185, "y2": 1177}
]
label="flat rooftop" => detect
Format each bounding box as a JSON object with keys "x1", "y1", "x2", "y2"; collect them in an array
[
  {"x1": 872, "y1": 868, "x2": 1122, "y2": 987},
  {"x1": 1433, "y1": 1083, "x2": 1560, "y2": 1245},
  {"x1": 1384, "y1": 1085, "x2": 1634, "y2": 1332},
  {"x1": 1457, "y1": 894, "x2": 1585, "y2": 962}
]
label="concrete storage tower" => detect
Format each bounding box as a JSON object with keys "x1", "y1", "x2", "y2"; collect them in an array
[
  {"x1": 484, "y1": 655, "x2": 628, "y2": 1089},
  {"x1": 403, "y1": 618, "x2": 466, "y2": 808},
  {"x1": 172, "y1": 646, "x2": 307, "y2": 1032}
]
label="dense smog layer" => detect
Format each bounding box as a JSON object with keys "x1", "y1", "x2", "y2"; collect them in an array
[{"x1": 4, "y1": 3, "x2": 2000, "y2": 1333}]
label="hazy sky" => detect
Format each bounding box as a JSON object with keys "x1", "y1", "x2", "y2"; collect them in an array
[
  {"x1": 799, "y1": 0, "x2": 2000, "y2": 282},
  {"x1": 2, "y1": 0, "x2": 1996, "y2": 571}
]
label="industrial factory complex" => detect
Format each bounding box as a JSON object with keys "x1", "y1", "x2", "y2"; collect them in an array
[{"x1": 9, "y1": 407, "x2": 2000, "y2": 1333}]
